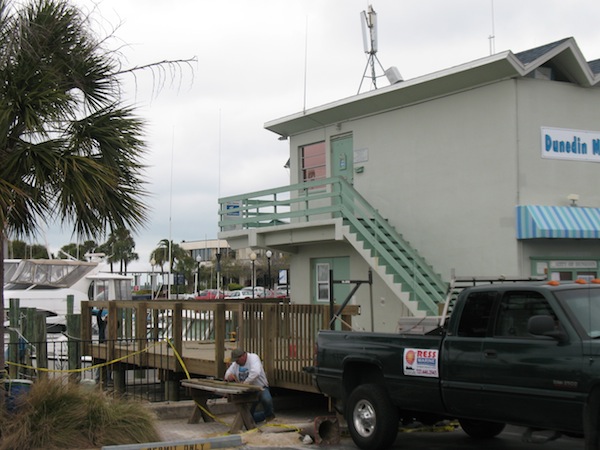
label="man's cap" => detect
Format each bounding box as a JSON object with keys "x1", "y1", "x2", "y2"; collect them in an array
[{"x1": 231, "y1": 348, "x2": 245, "y2": 360}]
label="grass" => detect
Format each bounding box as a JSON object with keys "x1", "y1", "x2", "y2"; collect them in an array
[{"x1": 0, "y1": 378, "x2": 160, "y2": 449}]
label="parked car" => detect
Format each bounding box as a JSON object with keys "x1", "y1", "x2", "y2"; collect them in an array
[
  {"x1": 240, "y1": 286, "x2": 266, "y2": 298},
  {"x1": 194, "y1": 289, "x2": 226, "y2": 300},
  {"x1": 275, "y1": 286, "x2": 290, "y2": 298},
  {"x1": 224, "y1": 290, "x2": 251, "y2": 300}
]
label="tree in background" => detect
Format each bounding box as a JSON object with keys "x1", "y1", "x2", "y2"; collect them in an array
[
  {"x1": 0, "y1": 0, "x2": 158, "y2": 395},
  {"x1": 98, "y1": 227, "x2": 138, "y2": 274},
  {"x1": 150, "y1": 239, "x2": 188, "y2": 273},
  {"x1": 7, "y1": 240, "x2": 50, "y2": 259},
  {"x1": 58, "y1": 240, "x2": 98, "y2": 260},
  {"x1": 150, "y1": 239, "x2": 192, "y2": 293}
]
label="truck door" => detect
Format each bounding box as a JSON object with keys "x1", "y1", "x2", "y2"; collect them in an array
[
  {"x1": 441, "y1": 290, "x2": 496, "y2": 418},
  {"x1": 479, "y1": 290, "x2": 583, "y2": 431}
]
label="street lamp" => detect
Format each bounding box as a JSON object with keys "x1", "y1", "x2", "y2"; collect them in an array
[
  {"x1": 266, "y1": 250, "x2": 273, "y2": 291},
  {"x1": 150, "y1": 258, "x2": 156, "y2": 300},
  {"x1": 195, "y1": 255, "x2": 202, "y2": 295},
  {"x1": 250, "y1": 252, "x2": 257, "y2": 299}
]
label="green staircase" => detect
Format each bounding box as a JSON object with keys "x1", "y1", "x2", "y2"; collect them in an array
[{"x1": 337, "y1": 177, "x2": 447, "y2": 316}]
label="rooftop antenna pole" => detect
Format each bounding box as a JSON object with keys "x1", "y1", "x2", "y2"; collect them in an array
[
  {"x1": 488, "y1": 0, "x2": 496, "y2": 55},
  {"x1": 358, "y1": 5, "x2": 386, "y2": 94},
  {"x1": 303, "y1": 16, "x2": 308, "y2": 113},
  {"x1": 216, "y1": 111, "x2": 222, "y2": 296},
  {"x1": 168, "y1": 127, "x2": 174, "y2": 299}
]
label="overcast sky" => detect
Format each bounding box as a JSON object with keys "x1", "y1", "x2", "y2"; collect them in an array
[{"x1": 39, "y1": 0, "x2": 600, "y2": 269}]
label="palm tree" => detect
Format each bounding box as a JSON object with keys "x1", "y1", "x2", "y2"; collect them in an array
[
  {"x1": 100, "y1": 227, "x2": 138, "y2": 274},
  {"x1": 150, "y1": 239, "x2": 188, "y2": 273},
  {"x1": 0, "y1": 0, "x2": 150, "y2": 389},
  {"x1": 59, "y1": 240, "x2": 98, "y2": 260}
]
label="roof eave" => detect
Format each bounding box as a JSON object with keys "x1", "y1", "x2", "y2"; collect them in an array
[
  {"x1": 517, "y1": 37, "x2": 596, "y2": 87},
  {"x1": 265, "y1": 51, "x2": 520, "y2": 137}
]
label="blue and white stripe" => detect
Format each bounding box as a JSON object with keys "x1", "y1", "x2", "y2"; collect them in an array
[{"x1": 516, "y1": 205, "x2": 600, "y2": 239}]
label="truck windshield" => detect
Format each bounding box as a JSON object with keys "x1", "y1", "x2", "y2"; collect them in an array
[{"x1": 555, "y1": 288, "x2": 600, "y2": 338}]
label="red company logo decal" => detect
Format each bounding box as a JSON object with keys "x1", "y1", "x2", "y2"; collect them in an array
[{"x1": 405, "y1": 350, "x2": 415, "y2": 365}]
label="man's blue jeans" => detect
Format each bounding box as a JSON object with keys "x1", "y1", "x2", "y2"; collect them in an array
[{"x1": 251, "y1": 387, "x2": 274, "y2": 422}]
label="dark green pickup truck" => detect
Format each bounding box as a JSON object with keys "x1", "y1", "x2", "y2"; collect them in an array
[{"x1": 307, "y1": 280, "x2": 600, "y2": 449}]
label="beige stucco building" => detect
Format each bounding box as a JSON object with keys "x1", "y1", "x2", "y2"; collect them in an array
[{"x1": 218, "y1": 38, "x2": 600, "y2": 332}]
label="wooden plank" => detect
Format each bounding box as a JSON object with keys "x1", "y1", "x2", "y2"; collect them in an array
[{"x1": 181, "y1": 378, "x2": 261, "y2": 395}]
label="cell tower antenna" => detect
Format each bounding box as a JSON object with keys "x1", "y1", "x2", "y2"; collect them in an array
[{"x1": 358, "y1": 5, "x2": 402, "y2": 94}]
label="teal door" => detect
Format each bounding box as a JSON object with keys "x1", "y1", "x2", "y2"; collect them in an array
[{"x1": 331, "y1": 135, "x2": 353, "y2": 183}]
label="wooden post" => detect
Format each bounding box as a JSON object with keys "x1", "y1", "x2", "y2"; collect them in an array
[
  {"x1": 34, "y1": 311, "x2": 47, "y2": 380},
  {"x1": 107, "y1": 301, "x2": 118, "y2": 381},
  {"x1": 67, "y1": 294, "x2": 74, "y2": 315},
  {"x1": 67, "y1": 313, "x2": 81, "y2": 384},
  {"x1": 172, "y1": 303, "x2": 183, "y2": 372},
  {"x1": 7, "y1": 299, "x2": 20, "y2": 379},
  {"x1": 263, "y1": 304, "x2": 277, "y2": 384},
  {"x1": 23, "y1": 308, "x2": 36, "y2": 379},
  {"x1": 135, "y1": 302, "x2": 148, "y2": 377},
  {"x1": 80, "y1": 301, "x2": 91, "y2": 355},
  {"x1": 114, "y1": 362, "x2": 126, "y2": 393},
  {"x1": 235, "y1": 303, "x2": 244, "y2": 348},
  {"x1": 214, "y1": 303, "x2": 226, "y2": 378}
]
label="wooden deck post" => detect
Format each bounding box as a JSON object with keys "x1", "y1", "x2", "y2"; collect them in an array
[
  {"x1": 214, "y1": 303, "x2": 226, "y2": 378},
  {"x1": 7, "y1": 299, "x2": 20, "y2": 379},
  {"x1": 135, "y1": 302, "x2": 148, "y2": 363},
  {"x1": 172, "y1": 302, "x2": 183, "y2": 372},
  {"x1": 66, "y1": 312, "x2": 81, "y2": 383},
  {"x1": 80, "y1": 301, "x2": 91, "y2": 344},
  {"x1": 34, "y1": 310, "x2": 47, "y2": 380},
  {"x1": 263, "y1": 304, "x2": 277, "y2": 384}
]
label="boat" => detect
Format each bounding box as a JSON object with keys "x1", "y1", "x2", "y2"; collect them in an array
[{"x1": 3, "y1": 255, "x2": 133, "y2": 327}]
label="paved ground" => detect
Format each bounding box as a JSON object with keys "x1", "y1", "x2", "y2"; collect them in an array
[
  {"x1": 142, "y1": 393, "x2": 584, "y2": 450},
  {"x1": 148, "y1": 391, "x2": 336, "y2": 449},
  {"x1": 141, "y1": 392, "x2": 585, "y2": 450}
]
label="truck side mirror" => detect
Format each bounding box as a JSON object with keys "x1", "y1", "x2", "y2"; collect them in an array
[{"x1": 528, "y1": 315, "x2": 568, "y2": 343}]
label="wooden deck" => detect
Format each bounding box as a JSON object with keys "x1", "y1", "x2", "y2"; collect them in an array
[{"x1": 81, "y1": 300, "x2": 360, "y2": 393}]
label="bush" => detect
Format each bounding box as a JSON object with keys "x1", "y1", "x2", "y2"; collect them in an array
[
  {"x1": 227, "y1": 283, "x2": 242, "y2": 291},
  {"x1": 0, "y1": 378, "x2": 159, "y2": 449}
]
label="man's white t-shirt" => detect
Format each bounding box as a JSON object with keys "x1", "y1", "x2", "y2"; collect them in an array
[{"x1": 224, "y1": 352, "x2": 269, "y2": 388}]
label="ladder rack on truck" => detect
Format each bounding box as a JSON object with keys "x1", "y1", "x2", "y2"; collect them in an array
[
  {"x1": 439, "y1": 271, "x2": 547, "y2": 326},
  {"x1": 395, "y1": 272, "x2": 547, "y2": 334}
]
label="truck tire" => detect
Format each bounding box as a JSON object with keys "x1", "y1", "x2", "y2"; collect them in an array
[
  {"x1": 346, "y1": 383, "x2": 399, "y2": 450},
  {"x1": 459, "y1": 418, "x2": 505, "y2": 439}
]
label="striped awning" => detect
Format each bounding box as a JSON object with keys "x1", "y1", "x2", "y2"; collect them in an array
[{"x1": 516, "y1": 205, "x2": 600, "y2": 239}]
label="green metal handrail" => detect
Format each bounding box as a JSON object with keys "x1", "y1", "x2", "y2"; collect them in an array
[{"x1": 219, "y1": 177, "x2": 446, "y2": 314}]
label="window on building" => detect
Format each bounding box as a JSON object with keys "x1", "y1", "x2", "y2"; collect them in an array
[
  {"x1": 301, "y1": 142, "x2": 326, "y2": 182},
  {"x1": 316, "y1": 263, "x2": 330, "y2": 302}
]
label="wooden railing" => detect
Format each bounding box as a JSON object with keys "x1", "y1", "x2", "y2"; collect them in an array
[{"x1": 81, "y1": 300, "x2": 360, "y2": 393}]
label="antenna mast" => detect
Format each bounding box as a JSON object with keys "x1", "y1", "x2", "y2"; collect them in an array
[
  {"x1": 488, "y1": 0, "x2": 496, "y2": 55},
  {"x1": 358, "y1": 5, "x2": 386, "y2": 94}
]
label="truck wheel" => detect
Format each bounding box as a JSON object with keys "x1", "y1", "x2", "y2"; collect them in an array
[
  {"x1": 459, "y1": 418, "x2": 505, "y2": 439},
  {"x1": 346, "y1": 384, "x2": 399, "y2": 450}
]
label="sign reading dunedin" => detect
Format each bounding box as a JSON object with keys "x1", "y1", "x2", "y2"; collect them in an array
[{"x1": 541, "y1": 126, "x2": 600, "y2": 162}]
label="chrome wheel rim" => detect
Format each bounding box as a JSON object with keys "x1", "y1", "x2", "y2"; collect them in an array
[{"x1": 352, "y1": 399, "x2": 376, "y2": 438}]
